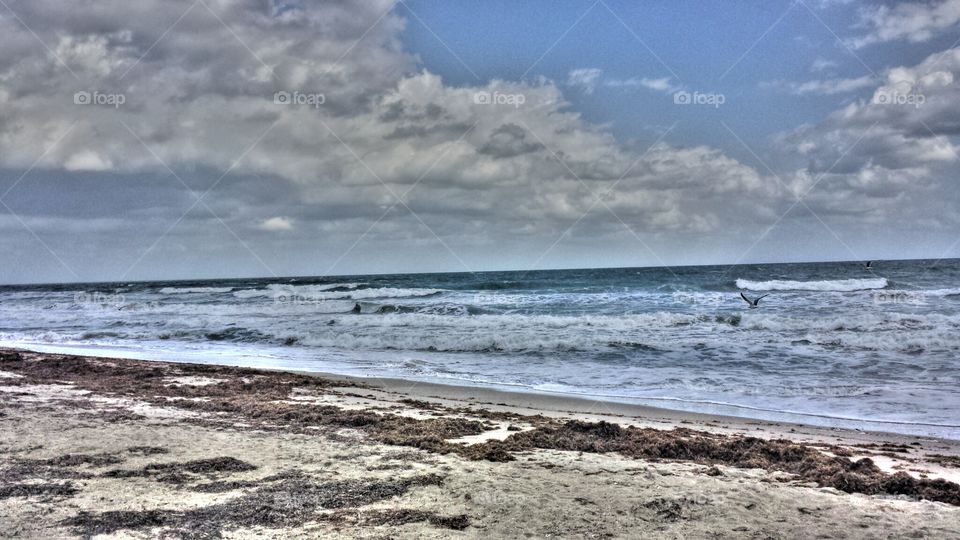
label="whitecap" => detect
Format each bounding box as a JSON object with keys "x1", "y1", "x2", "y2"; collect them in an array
[{"x1": 736, "y1": 277, "x2": 888, "y2": 292}]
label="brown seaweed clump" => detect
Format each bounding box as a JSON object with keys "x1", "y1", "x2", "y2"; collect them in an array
[
  {"x1": 0, "y1": 482, "x2": 78, "y2": 500},
  {"x1": 64, "y1": 472, "x2": 451, "y2": 539},
  {"x1": 4, "y1": 348, "x2": 960, "y2": 507},
  {"x1": 319, "y1": 508, "x2": 470, "y2": 530},
  {"x1": 461, "y1": 421, "x2": 960, "y2": 505},
  {"x1": 103, "y1": 456, "x2": 257, "y2": 484}
]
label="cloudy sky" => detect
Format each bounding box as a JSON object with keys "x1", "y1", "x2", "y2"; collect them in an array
[{"x1": 1, "y1": 0, "x2": 959, "y2": 284}]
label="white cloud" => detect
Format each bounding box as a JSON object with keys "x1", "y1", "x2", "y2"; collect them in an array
[
  {"x1": 778, "y1": 46, "x2": 960, "y2": 225},
  {"x1": 810, "y1": 58, "x2": 839, "y2": 73},
  {"x1": 600, "y1": 76, "x2": 682, "y2": 94},
  {"x1": 564, "y1": 70, "x2": 683, "y2": 96},
  {"x1": 851, "y1": 0, "x2": 960, "y2": 48},
  {"x1": 259, "y1": 216, "x2": 293, "y2": 232},
  {"x1": 3, "y1": 0, "x2": 948, "y2": 280},
  {"x1": 766, "y1": 76, "x2": 876, "y2": 95},
  {"x1": 636, "y1": 77, "x2": 672, "y2": 92},
  {"x1": 566, "y1": 68, "x2": 603, "y2": 94},
  {"x1": 64, "y1": 151, "x2": 113, "y2": 171},
  {"x1": 0, "y1": 0, "x2": 779, "y2": 248},
  {"x1": 637, "y1": 77, "x2": 680, "y2": 94}
]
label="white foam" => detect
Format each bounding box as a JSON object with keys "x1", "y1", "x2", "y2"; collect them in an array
[
  {"x1": 159, "y1": 286, "x2": 233, "y2": 294},
  {"x1": 232, "y1": 284, "x2": 441, "y2": 300},
  {"x1": 736, "y1": 277, "x2": 888, "y2": 292}
]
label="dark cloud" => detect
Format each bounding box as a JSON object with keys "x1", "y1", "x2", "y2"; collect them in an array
[{"x1": 477, "y1": 124, "x2": 543, "y2": 158}]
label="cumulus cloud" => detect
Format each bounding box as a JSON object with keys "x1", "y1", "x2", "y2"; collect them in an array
[
  {"x1": 850, "y1": 0, "x2": 960, "y2": 48},
  {"x1": 1, "y1": 0, "x2": 949, "y2": 280},
  {"x1": 0, "y1": 1, "x2": 776, "y2": 232},
  {"x1": 565, "y1": 68, "x2": 603, "y2": 94},
  {"x1": 782, "y1": 48, "x2": 960, "y2": 169},
  {"x1": 777, "y1": 46, "x2": 960, "y2": 226}
]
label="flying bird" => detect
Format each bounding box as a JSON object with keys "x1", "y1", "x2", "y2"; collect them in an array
[{"x1": 740, "y1": 292, "x2": 768, "y2": 308}]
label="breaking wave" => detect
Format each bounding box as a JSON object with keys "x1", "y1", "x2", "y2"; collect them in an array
[
  {"x1": 158, "y1": 286, "x2": 234, "y2": 294},
  {"x1": 736, "y1": 278, "x2": 888, "y2": 292},
  {"x1": 232, "y1": 284, "x2": 439, "y2": 300}
]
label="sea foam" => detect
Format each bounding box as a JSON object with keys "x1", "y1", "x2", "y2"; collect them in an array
[{"x1": 736, "y1": 277, "x2": 888, "y2": 292}]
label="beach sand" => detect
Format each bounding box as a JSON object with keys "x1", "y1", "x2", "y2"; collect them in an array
[{"x1": 0, "y1": 347, "x2": 958, "y2": 539}]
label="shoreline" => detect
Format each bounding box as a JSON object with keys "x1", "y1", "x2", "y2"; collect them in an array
[
  {"x1": 2, "y1": 346, "x2": 959, "y2": 538},
  {"x1": 9, "y1": 341, "x2": 957, "y2": 441},
  {"x1": 308, "y1": 370, "x2": 960, "y2": 451}
]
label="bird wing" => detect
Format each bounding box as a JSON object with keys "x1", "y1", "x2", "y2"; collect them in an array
[
  {"x1": 756, "y1": 294, "x2": 769, "y2": 303},
  {"x1": 740, "y1": 292, "x2": 752, "y2": 304}
]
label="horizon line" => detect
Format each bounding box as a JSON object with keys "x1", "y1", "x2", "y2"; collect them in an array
[{"x1": 2, "y1": 255, "x2": 955, "y2": 288}]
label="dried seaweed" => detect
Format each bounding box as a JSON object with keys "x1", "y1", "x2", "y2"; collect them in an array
[{"x1": 64, "y1": 472, "x2": 447, "y2": 538}]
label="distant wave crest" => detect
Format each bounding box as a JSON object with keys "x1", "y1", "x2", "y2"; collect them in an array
[
  {"x1": 736, "y1": 278, "x2": 888, "y2": 292},
  {"x1": 232, "y1": 283, "x2": 442, "y2": 300},
  {"x1": 158, "y1": 286, "x2": 233, "y2": 294}
]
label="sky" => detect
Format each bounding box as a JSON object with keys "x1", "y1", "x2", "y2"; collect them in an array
[{"x1": 1, "y1": 0, "x2": 959, "y2": 283}]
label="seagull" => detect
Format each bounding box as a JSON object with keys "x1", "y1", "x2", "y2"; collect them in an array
[
  {"x1": 740, "y1": 292, "x2": 768, "y2": 308},
  {"x1": 865, "y1": 261, "x2": 872, "y2": 269}
]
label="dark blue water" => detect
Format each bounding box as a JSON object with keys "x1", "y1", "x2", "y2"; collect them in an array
[{"x1": 1, "y1": 259, "x2": 958, "y2": 438}]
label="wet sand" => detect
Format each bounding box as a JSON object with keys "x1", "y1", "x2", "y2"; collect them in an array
[
  {"x1": 1, "y1": 347, "x2": 959, "y2": 539},
  {"x1": 314, "y1": 371, "x2": 960, "y2": 456}
]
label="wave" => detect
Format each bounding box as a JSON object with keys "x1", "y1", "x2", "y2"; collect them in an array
[
  {"x1": 158, "y1": 286, "x2": 234, "y2": 294},
  {"x1": 919, "y1": 288, "x2": 960, "y2": 298},
  {"x1": 232, "y1": 283, "x2": 363, "y2": 298},
  {"x1": 471, "y1": 281, "x2": 537, "y2": 290},
  {"x1": 362, "y1": 303, "x2": 488, "y2": 316},
  {"x1": 736, "y1": 277, "x2": 888, "y2": 292},
  {"x1": 233, "y1": 284, "x2": 442, "y2": 300}
]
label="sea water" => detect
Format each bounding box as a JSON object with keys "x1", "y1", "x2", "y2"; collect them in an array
[{"x1": 1, "y1": 259, "x2": 958, "y2": 438}]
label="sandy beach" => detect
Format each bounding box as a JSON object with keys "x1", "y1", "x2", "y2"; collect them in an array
[
  {"x1": 1, "y1": 346, "x2": 958, "y2": 539},
  {"x1": 5, "y1": 0, "x2": 960, "y2": 537}
]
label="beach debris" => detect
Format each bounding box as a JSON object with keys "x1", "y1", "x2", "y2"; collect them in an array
[
  {"x1": 63, "y1": 472, "x2": 450, "y2": 538},
  {"x1": 125, "y1": 446, "x2": 170, "y2": 456},
  {"x1": 461, "y1": 420, "x2": 960, "y2": 505},
  {"x1": 103, "y1": 456, "x2": 257, "y2": 484},
  {"x1": 319, "y1": 508, "x2": 470, "y2": 530},
  {"x1": 4, "y1": 349, "x2": 960, "y2": 507},
  {"x1": 641, "y1": 496, "x2": 706, "y2": 522},
  {"x1": 928, "y1": 454, "x2": 960, "y2": 468},
  {"x1": 0, "y1": 482, "x2": 79, "y2": 499},
  {"x1": 36, "y1": 453, "x2": 123, "y2": 467}
]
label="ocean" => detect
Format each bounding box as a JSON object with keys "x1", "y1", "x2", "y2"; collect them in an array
[{"x1": 1, "y1": 259, "x2": 958, "y2": 439}]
